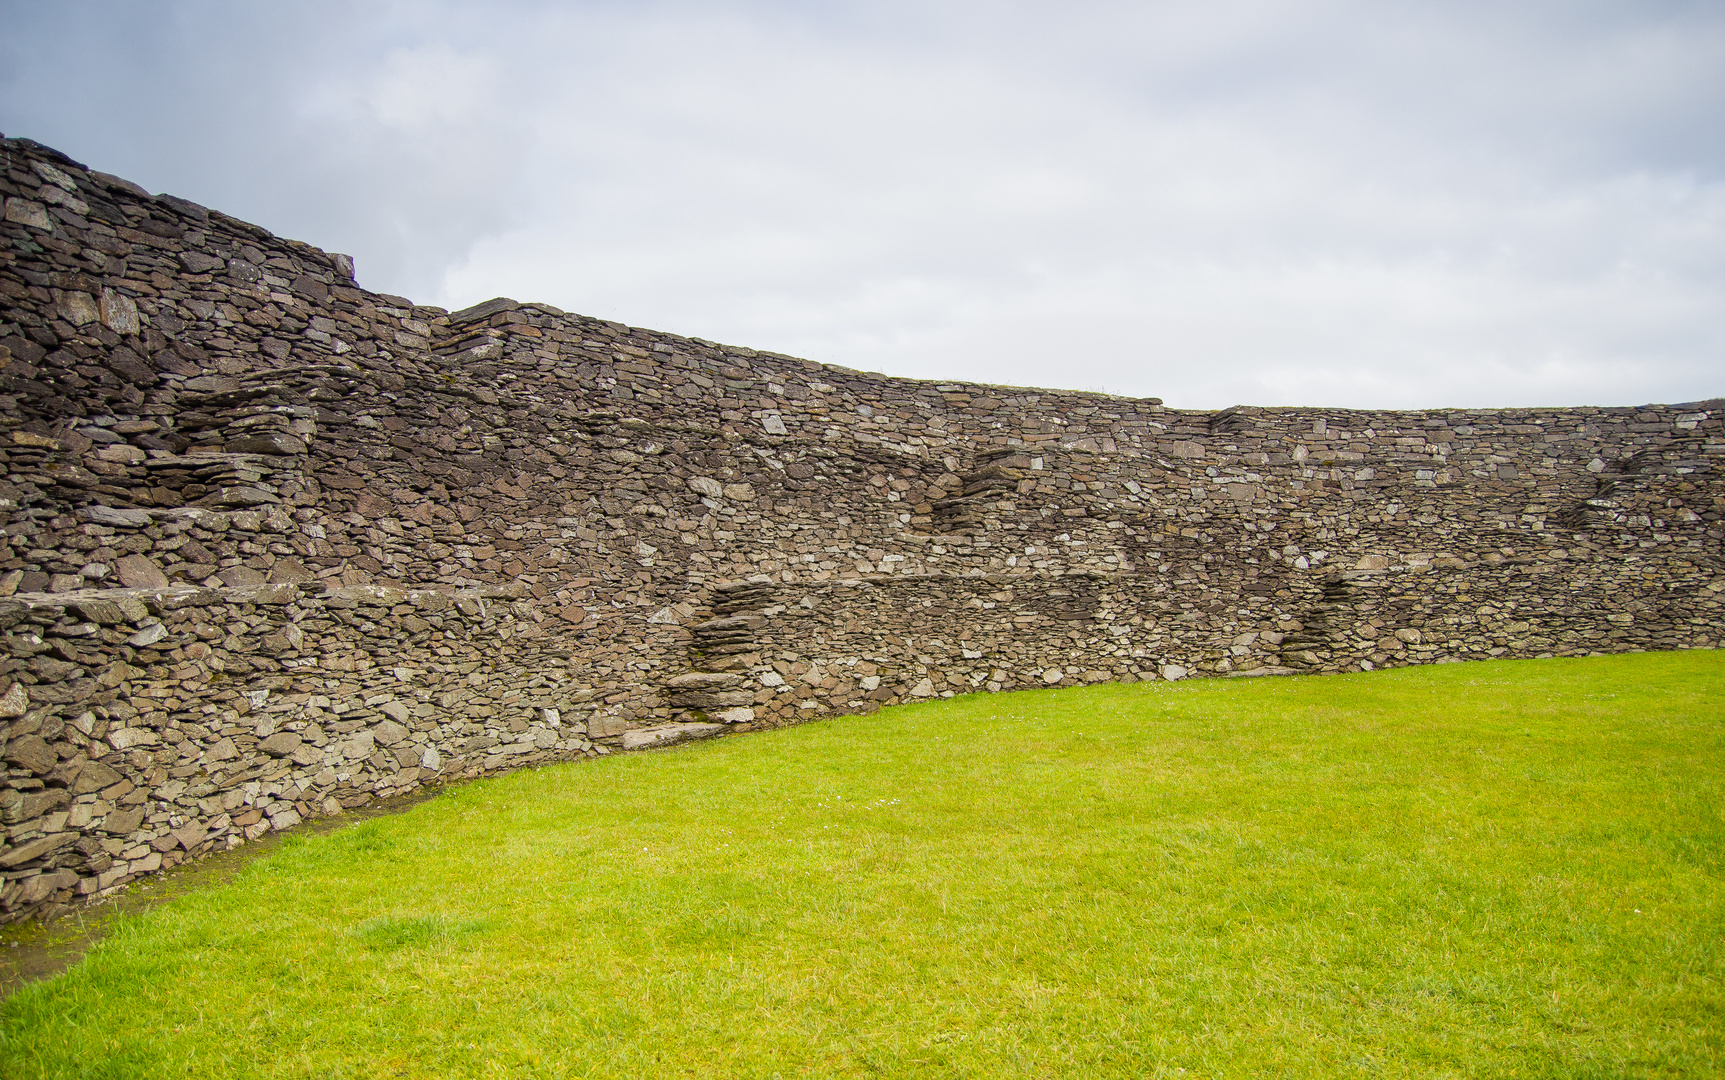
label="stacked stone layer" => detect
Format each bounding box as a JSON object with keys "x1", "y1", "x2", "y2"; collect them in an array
[{"x1": 1, "y1": 136, "x2": 1720, "y2": 921}]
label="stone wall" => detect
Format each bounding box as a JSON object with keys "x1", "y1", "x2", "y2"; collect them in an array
[{"x1": 1, "y1": 135, "x2": 1720, "y2": 921}]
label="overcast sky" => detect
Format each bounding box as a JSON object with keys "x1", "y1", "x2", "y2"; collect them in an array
[{"x1": 2, "y1": 1, "x2": 1721, "y2": 410}]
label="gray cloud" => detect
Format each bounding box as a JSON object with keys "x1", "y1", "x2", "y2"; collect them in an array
[{"x1": 2, "y1": 0, "x2": 1720, "y2": 408}]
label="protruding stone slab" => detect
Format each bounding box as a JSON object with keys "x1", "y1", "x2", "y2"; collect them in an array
[
  {"x1": 448, "y1": 296, "x2": 519, "y2": 325},
  {"x1": 620, "y1": 723, "x2": 725, "y2": 750},
  {"x1": 665, "y1": 672, "x2": 746, "y2": 689}
]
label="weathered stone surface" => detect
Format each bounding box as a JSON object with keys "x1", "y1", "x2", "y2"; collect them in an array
[
  {"x1": 668, "y1": 690, "x2": 755, "y2": 709},
  {"x1": 0, "y1": 833, "x2": 74, "y2": 869},
  {"x1": 71, "y1": 761, "x2": 123, "y2": 794},
  {"x1": 107, "y1": 727, "x2": 159, "y2": 750},
  {"x1": 665, "y1": 672, "x2": 746, "y2": 689},
  {"x1": 128, "y1": 624, "x2": 168, "y2": 646},
  {"x1": 2, "y1": 735, "x2": 56, "y2": 775},
  {"x1": 83, "y1": 506, "x2": 153, "y2": 527},
  {"x1": 70, "y1": 599, "x2": 127, "y2": 625},
  {"x1": 113, "y1": 555, "x2": 169, "y2": 589},
  {"x1": 226, "y1": 433, "x2": 307, "y2": 456},
  {"x1": 621, "y1": 723, "x2": 725, "y2": 750},
  {"x1": 0, "y1": 683, "x2": 28, "y2": 718},
  {"x1": 103, "y1": 808, "x2": 145, "y2": 835},
  {"x1": 267, "y1": 558, "x2": 316, "y2": 584},
  {"x1": 258, "y1": 733, "x2": 302, "y2": 757},
  {"x1": 373, "y1": 719, "x2": 409, "y2": 746},
  {"x1": 588, "y1": 715, "x2": 627, "y2": 738}
]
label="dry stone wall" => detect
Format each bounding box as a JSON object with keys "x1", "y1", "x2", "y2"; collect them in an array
[{"x1": 1, "y1": 135, "x2": 1721, "y2": 921}]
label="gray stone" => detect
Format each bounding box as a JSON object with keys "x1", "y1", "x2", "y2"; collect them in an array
[
  {"x1": 127, "y1": 623, "x2": 168, "y2": 646},
  {"x1": 2, "y1": 735, "x2": 56, "y2": 775},
  {"x1": 100, "y1": 288, "x2": 140, "y2": 334},
  {"x1": 258, "y1": 732, "x2": 302, "y2": 757},
  {"x1": 103, "y1": 807, "x2": 145, "y2": 835},
  {"x1": 217, "y1": 566, "x2": 268, "y2": 587},
  {"x1": 113, "y1": 555, "x2": 169, "y2": 589},
  {"x1": 83, "y1": 505, "x2": 154, "y2": 527},
  {"x1": 203, "y1": 738, "x2": 238, "y2": 763},
  {"x1": 266, "y1": 557, "x2": 316, "y2": 584},
  {"x1": 107, "y1": 726, "x2": 159, "y2": 750},
  {"x1": 0, "y1": 832, "x2": 74, "y2": 868},
  {"x1": 0, "y1": 682, "x2": 28, "y2": 718},
  {"x1": 3, "y1": 198, "x2": 52, "y2": 229},
  {"x1": 70, "y1": 599, "x2": 127, "y2": 625},
  {"x1": 225, "y1": 433, "x2": 307, "y2": 456},
  {"x1": 373, "y1": 719, "x2": 409, "y2": 746},
  {"x1": 620, "y1": 723, "x2": 725, "y2": 750},
  {"x1": 209, "y1": 486, "x2": 280, "y2": 508},
  {"x1": 378, "y1": 700, "x2": 411, "y2": 724},
  {"x1": 71, "y1": 760, "x2": 122, "y2": 794},
  {"x1": 587, "y1": 714, "x2": 627, "y2": 738},
  {"x1": 664, "y1": 672, "x2": 745, "y2": 689},
  {"x1": 448, "y1": 297, "x2": 519, "y2": 325}
]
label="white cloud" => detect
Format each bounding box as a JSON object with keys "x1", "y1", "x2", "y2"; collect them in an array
[{"x1": 2, "y1": 0, "x2": 1721, "y2": 408}]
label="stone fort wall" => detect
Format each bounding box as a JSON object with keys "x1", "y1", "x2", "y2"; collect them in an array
[{"x1": 0, "y1": 135, "x2": 1719, "y2": 921}]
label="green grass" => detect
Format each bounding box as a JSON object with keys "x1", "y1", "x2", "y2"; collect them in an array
[{"x1": 3, "y1": 651, "x2": 1722, "y2": 1078}]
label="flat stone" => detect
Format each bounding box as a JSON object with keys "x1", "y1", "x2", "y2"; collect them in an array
[
  {"x1": 665, "y1": 671, "x2": 746, "y2": 689},
  {"x1": 620, "y1": 723, "x2": 725, "y2": 750},
  {"x1": 82, "y1": 505, "x2": 153, "y2": 527},
  {"x1": 378, "y1": 700, "x2": 411, "y2": 724},
  {"x1": 107, "y1": 726, "x2": 159, "y2": 750},
  {"x1": 208, "y1": 486, "x2": 280, "y2": 507},
  {"x1": 373, "y1": 719, "x2": 409, "y2": 746},
  {"x1": 266, "y1": 557, "x2": 316, "y2": 584},
  {"x1": 0, "y1": 682, "x2": 29, "y2": 718},
  {"x1": 217, "y1": 566, "x2": 268, "y2": 587},
  {"x1": 128, "y1": 623, "x2": 168, "y2": 646},
  {"x1": 587, "y1": 715, "x2": 627, "y2": 738},
  {"x1": 2, "y1": 734, "x2": 55, "y2": 774},
  {"x1": 258, "y1": 732, "x2": 302, "y2": 757},
  {"x1": 0, "y1": 832, "x2": 74, "y2": 868},
  {"x1": 113, "y1": 554, "x2": 169, "y2": 589},
  {"x1": 448, "y1": 296, "x2": 519, "y2": 325},
  {"x1": 70, "y1": 598, "x2": 127, "y2": 625},
  {"x1": 71, "y1": 760, "x2": 122, "y2": 794},
  {"x1": 100, "y1": 288, "x2": 140, "y2": 334},
  {"x1": 103, "y1": 807, "x2": 145, "y2": 835},
  {"x1": 203, "y1": 737, "x2": 238, "y2": 763},
  {"x1": 225, "y1": 433, "x2": 307, "y2": 456}
]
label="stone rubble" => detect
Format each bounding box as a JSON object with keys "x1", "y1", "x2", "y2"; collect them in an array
[{"x1": 0, "y1": 135, "x2": 1720, "y2": 922}]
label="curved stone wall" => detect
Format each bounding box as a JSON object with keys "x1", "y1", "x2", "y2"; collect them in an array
[{"x1": 1, "y1": 135, "x2": 1720, "y2": 921}]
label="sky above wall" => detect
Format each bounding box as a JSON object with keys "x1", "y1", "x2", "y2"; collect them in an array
[{"x1": 1, "y1": 0, "x2": 1721, "y2": 410}]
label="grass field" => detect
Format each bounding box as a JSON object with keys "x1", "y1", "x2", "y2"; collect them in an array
[{"x1": 3, "y1": 651, "x2": 1722, "y2": 1078}]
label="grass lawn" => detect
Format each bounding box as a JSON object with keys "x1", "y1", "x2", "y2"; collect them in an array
[{"x1": 3, "y1": 650, "x2": 1722, "y2": 1078}]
